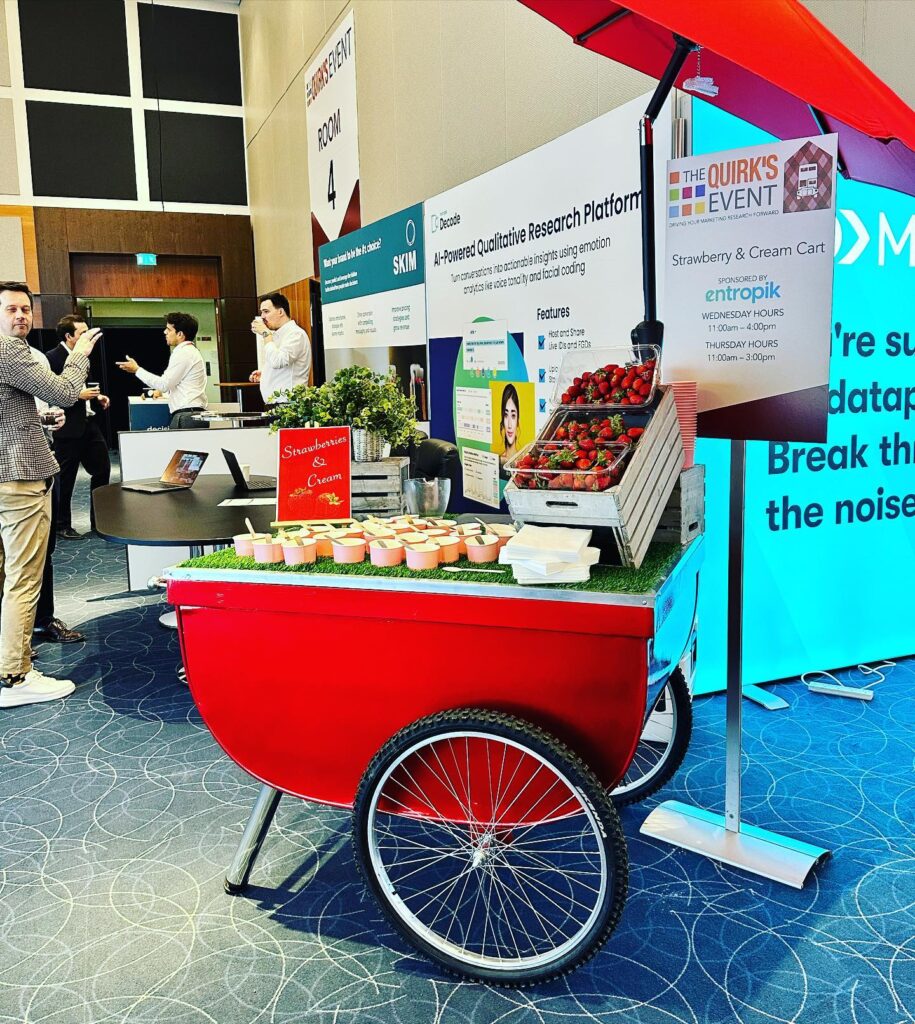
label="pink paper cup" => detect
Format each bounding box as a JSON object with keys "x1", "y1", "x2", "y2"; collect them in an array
[
  {"x1": 314, "y1": 535, "x2": 335, "y2": 558},
  {"x1": 332, "y1": 538, "x2": 366, "y2": 564},
  {"x1": 465, "y1": 535, "x2": 500, "y2": 563},
  {"x1": 233, "y1": 533, "x2": 268, "y2": 557},
  {"x1": 434, "y1": 537, "x2": 460, "y2": 563},
  {"x1": 283, "y1": 539, "x2": 317, "y2": 565},
  {"x1": 406, "y1": 543, "x2": 440, "y2": 571},
  {"x1": 252, "y1": 540, "x2": 284, "y2": 564},
  {"x1": 369, "y1": 540, "x2": 405, "y2": 567}
]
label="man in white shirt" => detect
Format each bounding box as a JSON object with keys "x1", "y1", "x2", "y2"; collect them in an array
[
  {"x1": 248, "y1": 292, "x2": 311, "y2": 404},
  {"x1": 116, "y1": 312, "x2": 209, "y2": 428}
]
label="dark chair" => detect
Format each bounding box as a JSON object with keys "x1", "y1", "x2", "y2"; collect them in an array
[{"x1": 391, "y1": 437, "x2": 461, "y2": 512}]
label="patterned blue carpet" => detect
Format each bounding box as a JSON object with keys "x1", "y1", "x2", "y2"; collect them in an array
[{"x1": 1, "y1": 477, "x2": 913, "y2": 1023}]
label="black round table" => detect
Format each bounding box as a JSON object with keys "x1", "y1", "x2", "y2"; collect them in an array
[{"x1": 94, "y1": 476, "x2": 277, "y2": 627}]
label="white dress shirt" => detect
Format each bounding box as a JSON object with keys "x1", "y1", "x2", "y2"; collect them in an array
[
  {"x1": 136, "y1": 342, "x2": 208, "y2": 414},
  {"x1": 257, "y1": 319, "x2": 311, "y2": 403}
]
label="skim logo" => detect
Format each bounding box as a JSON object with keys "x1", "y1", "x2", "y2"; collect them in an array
[
  {"x1": 430, "y1": 211, "x2": 460, "y2": 233},
  {"x1": 834, "y1": 208, "x2": 915, "y2": 266}
]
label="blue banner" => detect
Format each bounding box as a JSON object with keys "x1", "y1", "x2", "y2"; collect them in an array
[{"x1": 692, "y1": 102, "x2": 915, "y2": 694}]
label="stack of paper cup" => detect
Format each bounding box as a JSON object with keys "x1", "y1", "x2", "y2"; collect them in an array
[{"x1": 669, "y1": 381, "x2": 698, "y2": 468}]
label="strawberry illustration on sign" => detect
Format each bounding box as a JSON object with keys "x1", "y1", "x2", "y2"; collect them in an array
[{"x1": 277, "y1": 427, "x2": 352, "y2": 521}]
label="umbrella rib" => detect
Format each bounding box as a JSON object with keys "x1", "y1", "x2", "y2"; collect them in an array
[
  {"x1": 575, "y1": 6, "x2": 631, "y2": 46},
  {"x1": 809, "y1": 105, "x2": 849, "y2": 175}
]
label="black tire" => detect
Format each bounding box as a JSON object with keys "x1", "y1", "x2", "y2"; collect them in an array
[
  {"x1": 352, "y1": 708, "x2": 628, "y2": 986},
  {"x1": 612, "y1": 667, "x2": 692, "y2": 807}
]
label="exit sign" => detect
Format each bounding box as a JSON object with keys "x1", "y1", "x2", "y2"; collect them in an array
[{"x1": 136, "y1": 253, "x2": 157, "y2": 266}]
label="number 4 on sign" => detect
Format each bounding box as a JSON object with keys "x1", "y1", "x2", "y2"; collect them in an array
[{"x1": 327, "y1": 160, "x2": 336, "y2": 209}]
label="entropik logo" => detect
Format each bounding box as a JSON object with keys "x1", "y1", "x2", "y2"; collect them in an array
[
  {"x1": 835, "y1": 209, "x2": 915, "y2": 266},
  {"x1": 706, "y1": 281, "x2": 782, "y2": 304}
]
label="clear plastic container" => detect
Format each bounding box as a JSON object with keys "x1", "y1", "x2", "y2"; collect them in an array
[
  {"x1": 505, "y1": 441, "x2": 630, "y2": 493},
  {"x1": 537, "y1": 407, "x2": 648, "y2": 448},
  {"x1": 550, "y1": 345, "x2": 660, "y2": 410}
]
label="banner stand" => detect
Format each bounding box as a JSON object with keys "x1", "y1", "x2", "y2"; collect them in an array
[{"x1": 640, "y1": 440, "x2": 831, "y2": 888}]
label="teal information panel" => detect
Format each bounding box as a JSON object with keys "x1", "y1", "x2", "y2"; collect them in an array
[{"x1": 693, "y1": 102, "x2": 914, "y2": 694}]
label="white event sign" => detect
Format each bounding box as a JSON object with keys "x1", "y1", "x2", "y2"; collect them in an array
[
  {"x1": 663, "y1": 134, "x2": 837, "y2": 442},
  {"x1": 305, "y1": 11, "x2": 360, "y2": 253}
]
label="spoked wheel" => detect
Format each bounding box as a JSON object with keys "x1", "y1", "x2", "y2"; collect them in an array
[
  {"x1": 611, "y1": 667, "x2": 692, "y2": 807},
  {"x1": 353, "y1": 709, "x2": 628, "y2": 986}
]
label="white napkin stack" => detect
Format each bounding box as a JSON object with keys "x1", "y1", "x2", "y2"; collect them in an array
[{"x1": 499, "y1": 525, "x2": 600, "y2": 584}]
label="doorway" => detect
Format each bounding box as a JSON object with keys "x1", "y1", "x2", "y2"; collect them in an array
[{"x1": 77, "y1": 298, "x2": 221, "y2": 439}]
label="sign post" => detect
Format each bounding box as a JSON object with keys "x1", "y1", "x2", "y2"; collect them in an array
[{"x1": 641, "y1": 135, "x2": 837, "y2": 887}]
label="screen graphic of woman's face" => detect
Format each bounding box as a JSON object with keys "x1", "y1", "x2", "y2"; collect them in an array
[{"x1": 502, "y1": 395, "x2": 519, "y2": 447}]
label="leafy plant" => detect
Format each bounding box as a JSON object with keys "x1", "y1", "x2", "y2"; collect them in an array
[{"x1": 267, "y1": 366, "x2": 417, "y2": 448}]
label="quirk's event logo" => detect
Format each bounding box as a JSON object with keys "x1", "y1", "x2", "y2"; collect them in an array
[{"x1": 668, "y1": 173, "x2": 707, "y2": 218}]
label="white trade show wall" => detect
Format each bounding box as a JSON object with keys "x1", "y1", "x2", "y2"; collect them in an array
[{"x1": 118, "y1": 426, "x2": 277, "y2": 590}]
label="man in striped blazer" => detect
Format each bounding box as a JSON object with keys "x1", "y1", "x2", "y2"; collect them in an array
[{"x1": 0, "y1": 283, "x2": 100, "y2": 708}]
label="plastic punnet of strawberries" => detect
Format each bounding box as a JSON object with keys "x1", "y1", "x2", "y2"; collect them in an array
[
  {"x1": 550, "y1": 414, "x2": 645, "y2": 449},
  {"x1": 559, "y1": 357, "x2": 657, "y2": 407},
  {"x1": 510, "y1": 442, "x2": 629, "y2": 492}
]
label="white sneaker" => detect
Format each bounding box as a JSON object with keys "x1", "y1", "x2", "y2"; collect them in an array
[{"x1": 0, "y1": 670, "x2": 75, "y2": 708}]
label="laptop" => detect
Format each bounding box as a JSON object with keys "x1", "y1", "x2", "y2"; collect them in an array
[
  {"x1": 222, "y1": 449, "x2": 276, "y2": 492},
  {"x1": 122, "y1": 450, "x2": 209, "y2": 494}
]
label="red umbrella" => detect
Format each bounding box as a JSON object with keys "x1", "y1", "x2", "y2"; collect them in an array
[{"x1": 519, "y1": 0, "x2": 915, "y2": 343}]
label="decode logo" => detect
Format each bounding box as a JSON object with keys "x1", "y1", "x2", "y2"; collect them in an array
[
  {"x1": 834, "y1": 209, "x2": 915, "y2": 266},
  {"x1": 430, "y1": 211, "x2": 460, "y2": 233}
]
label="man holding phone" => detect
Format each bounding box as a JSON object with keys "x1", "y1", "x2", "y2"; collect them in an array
[
  {"x1": 0, "y1": 282, "x2": 99, "y2": 707},
  {"x1": 47, "y1": 315, "x2": 111, "y2": 540}
]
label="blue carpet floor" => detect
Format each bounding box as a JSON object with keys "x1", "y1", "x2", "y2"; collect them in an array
[{"x1": 1, "y1": 476, "x2": 913, "y2": 1023}]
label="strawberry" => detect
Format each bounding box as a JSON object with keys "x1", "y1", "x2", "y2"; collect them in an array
[
  {"x1": 576, "y1": 458, "x2": 590, "y2": 470},
  {"x1": 598, "y1": 381, "x2": 610, "y2": 395},
  {"x1": 628, "y1": 427, "x2": 645, "y2": 439},
  {"x1": 579, "y1": 437, "x2": 596, "y2": 451},
  {"x1": 561, "y1": 392, "x2": 571, "y2": 404},
  {"x1": 575, "y1": 395, "x2": 587, "y2": 405},
  {"x1": 555, "y1": 426, "x2": 568, "y2": 440}
]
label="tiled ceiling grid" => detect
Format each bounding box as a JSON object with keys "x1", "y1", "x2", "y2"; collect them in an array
[{"x1": 0, "y1": 0, "x2": 248, "y2": 213}]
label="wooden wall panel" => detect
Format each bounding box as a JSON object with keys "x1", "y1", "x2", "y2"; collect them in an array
[
  {"x1": 34, "y1": 207, "x2": 256, "y2": 379},
  {"x1": 71, "y1": 254, "x2": 220, "y2": 299}
]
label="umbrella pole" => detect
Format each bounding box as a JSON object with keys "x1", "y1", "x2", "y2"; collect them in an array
[{"x1": 631, "y1": 35, "x2": 694, "y2": 351}]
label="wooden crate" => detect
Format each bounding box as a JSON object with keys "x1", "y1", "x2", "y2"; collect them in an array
[
  {"x1": 351, "y1": 457, "x2": 409, "y2": 517},
  {"x1": 505, "y1": 386, "x2": 684, "y2": 568},
  {"x1": 651, "y1": 465, "x2": 705, "y2": 546}
]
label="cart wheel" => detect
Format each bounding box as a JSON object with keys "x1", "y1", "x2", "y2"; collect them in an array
[
  {"x1": 611, "y1": 667, "x2": 692, "y2": 807},
  {"x1": 352, "y1": 709, "x2": 628, "y2": 986}
]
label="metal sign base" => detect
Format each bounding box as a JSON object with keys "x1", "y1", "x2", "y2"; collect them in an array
[
  {"x1": 641, "y1": 441, "x2": 830, "y2": 889},
  {"x1": 640, "y1": 800, "x2": 830, "y2": 889}
]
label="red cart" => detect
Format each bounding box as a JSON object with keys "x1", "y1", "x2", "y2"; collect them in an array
[{"x1": 167, "y1": 536, "x2": 701, "y2": 985}]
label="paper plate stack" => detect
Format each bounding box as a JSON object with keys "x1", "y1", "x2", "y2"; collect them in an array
[{"x1": 498, "y1": 524, "x2": 599, "y2": 585}]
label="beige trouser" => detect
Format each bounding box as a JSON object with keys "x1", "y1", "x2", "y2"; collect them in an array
[{"x1": 0, "y1": 479, "x2": 52, "y2": 677}]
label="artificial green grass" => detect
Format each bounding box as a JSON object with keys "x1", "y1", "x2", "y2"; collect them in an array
[{"x1": 179, "y1": 542, "x2": 683, "y2": 595}]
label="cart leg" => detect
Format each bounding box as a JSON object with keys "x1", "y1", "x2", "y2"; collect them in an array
[{"x1": 224, "y1": 784, "x2": 282, "y2": 894}]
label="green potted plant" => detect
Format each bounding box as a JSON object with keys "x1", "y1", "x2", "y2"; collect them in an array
[{"x1": 267, "y1": 367, "x2": 417, "y2": 462}]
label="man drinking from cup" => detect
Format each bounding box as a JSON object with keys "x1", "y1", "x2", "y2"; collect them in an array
[{"x1": 47, "y1": 315, "x2": 111, "y2": 540}]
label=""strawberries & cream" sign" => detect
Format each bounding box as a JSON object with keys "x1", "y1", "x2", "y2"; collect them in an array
[{"x1": 277, "y1": 427, "x2": 352, "y2": 521}]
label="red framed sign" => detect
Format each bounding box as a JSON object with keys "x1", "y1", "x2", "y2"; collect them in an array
[{"x1": 277, "y1": 427, "x2": 351, "y2": 521}]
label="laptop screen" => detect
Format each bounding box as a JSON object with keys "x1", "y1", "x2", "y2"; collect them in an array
[{"x1": 160, "y1": 450, "x2": 208, "y2": 486}]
